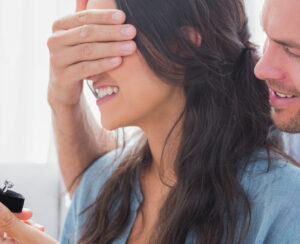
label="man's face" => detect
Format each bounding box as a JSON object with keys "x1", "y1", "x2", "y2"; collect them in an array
[{"x1": 254, "y1": 0, "x2": 300, "y2": 133}]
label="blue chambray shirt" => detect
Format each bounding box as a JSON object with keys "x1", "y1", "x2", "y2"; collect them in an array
[{"x1": 60, "y1": 148, "x2": 300, "y2": 244}]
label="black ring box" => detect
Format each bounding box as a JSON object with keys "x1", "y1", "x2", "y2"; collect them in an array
[{"x1": 0, "y1": 188, "x2": 25, "y2": 213}]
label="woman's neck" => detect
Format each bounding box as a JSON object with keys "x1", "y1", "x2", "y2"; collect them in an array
[
  {"x1": 141, "y1": 114, "x2": 183, "y2": 184},
  {"x1": 134, "y1": 85, "x2": 185, "y2": 181}
]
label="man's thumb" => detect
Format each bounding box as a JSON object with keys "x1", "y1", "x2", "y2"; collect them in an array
[{"x1": 76, "y1": 0, "x2": 88, "y2": 12}]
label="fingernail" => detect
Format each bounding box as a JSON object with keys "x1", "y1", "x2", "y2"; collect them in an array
[
  {"x1": 121, "y1": 27, "x2": 134, "y2": 37},
  {"x1": 35, "y1": 223, "x2": 43, "y2": 228},
  {"x1": 121, "y1": 43, "x2": 134, "y2": 53},
  {"x1": 109, "y1": 57, "x2": 121, "y2": 65},
  {"x1": 112, "y1": 12, "x2": 123, "y2": 22}
]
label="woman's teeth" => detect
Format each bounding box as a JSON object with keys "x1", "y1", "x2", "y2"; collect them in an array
[{"x1": 95, "y1": 87, "x2": 119, "y2": 99}]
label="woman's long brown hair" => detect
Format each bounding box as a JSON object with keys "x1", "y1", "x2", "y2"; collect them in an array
[{"x1": 76, "y1": 0, "x2": 277, "y2": 243}]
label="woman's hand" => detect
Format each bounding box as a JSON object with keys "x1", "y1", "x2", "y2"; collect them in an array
[
  {"x1": 14, "y1": 209, "x2": 45, "y2": 233},
  {"x1": 47, "y1": 0, "x2": 137, "y2": 108},
  {"x1": 0, "y1": 203, "x2": 58, "y2": 244}
]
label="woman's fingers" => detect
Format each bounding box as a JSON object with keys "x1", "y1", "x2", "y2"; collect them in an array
[
  {"x1": 23, "y1": 220, "x2": 45, "y2": 232},
  {"x1": 0, "y1": 236, "x2": 17, "y2": 244},
  {"x1": 0, "y1": 203, "x2": 58, "y2": 244},
  {"x1": 52, "y1": 9, "x2": 126, "y2": 32},
  {"x1": 14, "y1": 209, "x2": 33, "y2": 221},
  {"x1": 4, "y1": 220, "x2": 45, "y2": 240}
]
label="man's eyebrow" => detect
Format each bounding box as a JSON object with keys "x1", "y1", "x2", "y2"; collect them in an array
[{"x1": 273, "y1": 38, "x2": 300, "y2": 49}]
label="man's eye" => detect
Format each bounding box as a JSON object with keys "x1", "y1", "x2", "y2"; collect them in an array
[{"x1": 283, "y1": 46, "x2": 300, "y2": 58}]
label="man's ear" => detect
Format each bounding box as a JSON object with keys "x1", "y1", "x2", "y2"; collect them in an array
[
  {"x1": 180, "y1": 26, "x2": 202, "y2": 47},
  {"x1": 76, "y1": 0, "x2": 89, "y2": 11}
]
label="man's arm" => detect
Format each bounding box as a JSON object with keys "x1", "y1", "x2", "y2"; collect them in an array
[
  {"x1": 50, "y1": 95, "x2": 115, "y2": 198},
  {"x1": 47, "y1": 7, "x2": 137, "y2": 197}
]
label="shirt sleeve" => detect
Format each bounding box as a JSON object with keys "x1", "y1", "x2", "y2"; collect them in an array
[
  {"x1": 59, "y1": 199, "x2": 77, "y2": 244},
  {"x1": 59, "y1": 147, "x2": 127, "y2": 244},
  {"x1": 240, "y1": 153, "x2": 300, "y2": 244},
  {"x1": 280, "y1": 215, "x2": 300, "y2": 244}
]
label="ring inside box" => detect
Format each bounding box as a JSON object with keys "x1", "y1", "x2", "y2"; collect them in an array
[{"x1": 0, "y1": 188, "x2": 25, "y2": 213}]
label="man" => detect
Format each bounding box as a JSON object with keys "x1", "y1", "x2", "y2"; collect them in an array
[
  {"x1": 254, "y1": 0, "x2": 300, "y2": 133},
  {"x1": 0, "y1": 0, "x2": 299, "y2": 243}
]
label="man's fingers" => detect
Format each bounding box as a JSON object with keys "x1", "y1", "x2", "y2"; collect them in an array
[
  {"x1": 52, "y1": 9, "x2": 126, "y2": 32},
  {"x1": 62, "y1": 57, "x2": 122, "y2": 83},
  {"x1": 14, "y1": 208, "x2": 33, "y2": 221},
  {"x1": 50, "y1": 24, "x2": 136, "y2": 48},
  {"x1": 52, "y1": 41, "x2": 136, "y2": 68},
  {"x1": 76, "y1": 0, "x2": 88, "y2": 12}
]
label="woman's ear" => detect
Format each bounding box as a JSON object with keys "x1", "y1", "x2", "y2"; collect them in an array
[
  {"x1": 76, "y1": 0, "x2": 89, "y2": 11},
  {"x1": 180, "y1": 26, "x2": 202, "y2": 47}
]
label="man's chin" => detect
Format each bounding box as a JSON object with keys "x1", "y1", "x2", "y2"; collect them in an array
[{"x1": 272, "y1": 107, "x2": 300, "y2": 133}]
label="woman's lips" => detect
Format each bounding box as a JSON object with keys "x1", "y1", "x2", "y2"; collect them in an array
[
  {"x1": 96, "y1": 93, "x2": 118, "y2": 106},
  {"x1": 94, "y1": 85, "x2": 120, "y2": 106},
  {"x1": 85, "y1": 78, "x2": 120, "y2": 105}
]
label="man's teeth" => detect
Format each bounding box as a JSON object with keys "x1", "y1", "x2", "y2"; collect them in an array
[
  {"x1": 274, "y1": 91, "x2": 294, "y2": 98},
  {"x1": 95, "y1": 87, "x2": 119, "y2": 99}
]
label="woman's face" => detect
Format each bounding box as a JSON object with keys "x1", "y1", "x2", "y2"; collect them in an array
[{"x1": 86, "y1": 0, "x2": 185, "y2": 131}]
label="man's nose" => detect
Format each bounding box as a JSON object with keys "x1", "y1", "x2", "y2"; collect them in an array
[{"x1": 254, "y1": 41, "x2": 286, "y2": 81}]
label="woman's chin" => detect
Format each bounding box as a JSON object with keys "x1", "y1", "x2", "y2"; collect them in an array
[
  {"x1": 101, "y1": 123, "x2": 119, "y2": 131},
  {"x1": 100, "y1": 118, "x2": 124, "y2": 131}
]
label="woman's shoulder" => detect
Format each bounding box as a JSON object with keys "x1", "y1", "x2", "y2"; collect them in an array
[
  {"x1": 60, "y1": 146, "x2": 133, "y2": 244},
  {"x1": 73, "y1": 146, "x2": 130, "y2": 207},
  {"x1": 240, "y1": 149, "x2": 300, "y2": 243},
  {"x1": 69, "y1": 145, "x2": 135, "y2": 221},
  {"x1": 80, "y1": 148, "x2": 124, "y2": 185}
]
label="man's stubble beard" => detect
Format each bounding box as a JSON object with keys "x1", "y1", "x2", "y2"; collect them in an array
[{"x1": 272, "y1": 106, "x2": 300, "y2": 133}]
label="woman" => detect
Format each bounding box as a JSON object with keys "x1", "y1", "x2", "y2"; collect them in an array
[
  {"x1": 59, "y1": 0, "x2": 300, "y2": 243},
  {"x1": 1, "y1": 0, "x2": 299, "y2": 243}
]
